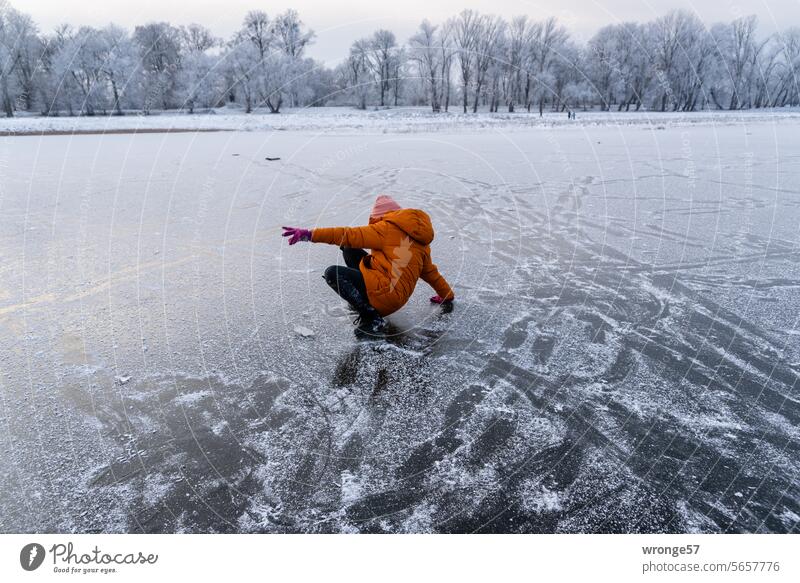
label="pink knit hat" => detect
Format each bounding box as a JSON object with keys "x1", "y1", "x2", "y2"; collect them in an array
[{"x1": 370, "y1": 194, "x2": 402, "y2": 221}]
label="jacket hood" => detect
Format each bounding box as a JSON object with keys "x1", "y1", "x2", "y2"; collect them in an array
[{"x1": 383, "y1": 208, "x2": 434, "y2": 245}]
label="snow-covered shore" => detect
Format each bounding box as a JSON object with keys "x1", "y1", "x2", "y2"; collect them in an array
[{"x1": 2, "y1": 106, "x2": 800, "y2": 135}]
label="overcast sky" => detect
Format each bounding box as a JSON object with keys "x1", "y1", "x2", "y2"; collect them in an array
[{"x1": 14, "y1": 0, "x2": 799, "y2": 65}]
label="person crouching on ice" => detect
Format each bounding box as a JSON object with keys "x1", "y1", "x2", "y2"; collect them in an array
[{"x1": 282, "y1": 195, "x2": 454, "y2": 334}]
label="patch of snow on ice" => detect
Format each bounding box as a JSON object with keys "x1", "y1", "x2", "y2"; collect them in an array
[
  {"x1": 174, "y1": 390, "x2": 211, "y2": 406},
  {"x1": 294, "y1": 326, "x2": 315, "y2": 338}
]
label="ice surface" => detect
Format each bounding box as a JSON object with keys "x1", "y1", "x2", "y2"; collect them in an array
[
  {"x1": 0, "y1": 115, "x2": 799, "y2": 533},
  {"x1": 294, "y1": 326, "x2": 316, "y2": 338}
]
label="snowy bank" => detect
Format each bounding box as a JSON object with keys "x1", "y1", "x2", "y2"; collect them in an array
[{"x1": 2, "y1": 106, "x2": 800, "y2": 135}]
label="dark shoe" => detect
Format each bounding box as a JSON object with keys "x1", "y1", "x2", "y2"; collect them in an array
[{"x1": 353, "y1": 313, "x2": 386, "y2": 337}]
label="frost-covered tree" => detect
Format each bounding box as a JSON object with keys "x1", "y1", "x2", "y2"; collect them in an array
[
  {"x1": 712, "y1": 16, "x2": 764, "y2": 110},
  {"x1": 503, "y1": 16, "x2": 534, "y2": 112},
  {"x1": 649, "y1": 10, "x2": 701, "y2": 111},
  {"x1": 271, "y1": 10, "x2": 314, "y2": 108},
  {"x1": 472, "y1": 14, "x2": 505, "y2": 112},
  {"x1": 0, "y1": 2, "x2": 796, "y2": 116},
  {"x1": 549, "y1": 40, "x2": 583, "y2": 111},
  {"x1": 390, "y1": 46, "x2": 406, "y2": 106},
  {"x1": 448, "y1": 10, "x2": 479, "y2": 113},
  {"x1": 225, "y1": 35, "x2": 259, "y2": 113},
  {"x1": 751, "y1": 38, "x2": 782, "y2": 109},
  {"x1": 585, "y1": 25, "x2": 621, "y2": 111},
  {"x1": 302, "y1": 60, "x2": 334, "y2": 107},
  {"x1": 177, "y1": 24, "x2": 221, "y2": 113},
  {"x1": 180, "y1": 23, "x2": 217, "y2": 53},
  {"x1": 0, "y1": 1, "x2": 41, "y2": 116},
  {"x1": 673, "y1": 17, "x2": 715, "y2": 111},
  {"x1": 224, "y1": 10, "x2": 315, "y2": 113},
  {"x1": 770, "y1": 28, "x2": 800, "y2": 107},
  {"x1": 0, "y1": 3, "x2": 18, "y2": 116},
  {"x1": 409, "y1": 20, "x2": 452, "y2": 113},
  {"x1": 346, "y1": 38, "x2": 372, "y2": 109},
  {"x1": 260, "y1": 51, "x2": 292, "y2": 112},
  {"x1": 367, "y1": 29, "x2": 397, "y2": 107},
  {"x1": 612, "y1": 23, "x2": 654, "y2": 111},
  {"x1": 271, "y1": 10, "x2": 314, "y2": 59},
  {"x1": 227, "y1": 11, "x2": 274, "y2": 112},
  {"x1": 8, "y1": 9, "x2": 39, "y2": 111},
  {"x1": 439, "y1": 20, "x2": 455, "y2": 111},
  {"x1": 527, "y1": 17, "x2": 569, "y2": 114},
  {"x1": 36, "y1": 26, "x2": 70, "y2": 115},
  {"x1": 50, "y1": 27, "x2": 110, "y2": 115},
  {"x1": 133, "y1": 22, "x2": 181, "y2": 113},
  {"x1": 97, "y1": 25, "x2": 138, "y2": 115}
]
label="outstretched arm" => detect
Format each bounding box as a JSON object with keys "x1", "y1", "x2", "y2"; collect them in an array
[
  {"x1": 421, "y1": 253, "x2": 454, "y2": 302},
  {"x1": 311, "y1": 223, "x2": 386, "y2": 250}
]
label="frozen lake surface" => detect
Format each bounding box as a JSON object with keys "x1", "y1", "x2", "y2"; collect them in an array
[{"x1": 1, "y1": 119, "x2": 799, "y2": 533}]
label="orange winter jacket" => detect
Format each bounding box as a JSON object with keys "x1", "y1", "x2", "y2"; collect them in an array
[{"x1": 312, "y1": 209, "x2": 454, "y2": 316}]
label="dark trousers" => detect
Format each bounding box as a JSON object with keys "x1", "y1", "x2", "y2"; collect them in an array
[{"x1": 323, "y1": 247, "x2": 376, "y2": 315}]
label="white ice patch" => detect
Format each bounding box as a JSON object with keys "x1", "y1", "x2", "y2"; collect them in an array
[
  {"x1": 141, "y1": 471, "x2": 175, "y2": 506},
  {"x1": 779, "y1": 508, "x2": 800, "y2": 528},
  {"x1": 400, "y1": 503, "x2": 437, "y2": 533},
  {"x1": 340, "y1": 470, "x2": 363, "y2": 505},
  {"x1": 211, "y1": 420, "x2": 229, "y2": 436},
  {"x1": 174, "y1": 390, "x2": 211, "y2": 406},
  {"x1": 521, "y1": 483, "x2": 563, "y2": 513},
  {"x1": 294, "y1": 326, "x2": 315, "y2": 338}
]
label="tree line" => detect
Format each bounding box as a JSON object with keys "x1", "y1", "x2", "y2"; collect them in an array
[{"x1": 1, "y1": 0, "x2": 798, "y2": 118}]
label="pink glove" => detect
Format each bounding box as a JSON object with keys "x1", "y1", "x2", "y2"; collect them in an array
[
  {"x1": 282, "y1": 226, "x2": 312, "y2": 245},
  {"x1": 430, "y1": 295, "x2": 453, "y2": 304}
]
